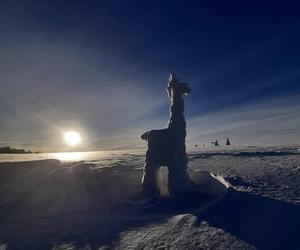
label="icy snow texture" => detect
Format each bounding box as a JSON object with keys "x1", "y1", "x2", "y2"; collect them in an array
[{"x1": 0, "y1": 146, "x2": 300, "y2": 249}]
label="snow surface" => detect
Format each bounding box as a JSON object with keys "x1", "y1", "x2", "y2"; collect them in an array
[{"x1": 0, "y1": 146, "x2": 300, "y2": 249}]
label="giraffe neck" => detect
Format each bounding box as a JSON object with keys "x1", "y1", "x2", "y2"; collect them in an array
[{"x1": 168, "y1": 94, "x2": 186, "y2": 130}]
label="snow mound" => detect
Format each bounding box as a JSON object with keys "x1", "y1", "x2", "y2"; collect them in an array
[
  {"x1": 1, "y1": 146, "x2": 298, "y2": 249},
  {"x1": 191, "y1": 170, "x2": 230, "y2": 195},
  {"x1": 0, "y1": 159, "x2": 228, "y2": 249}
]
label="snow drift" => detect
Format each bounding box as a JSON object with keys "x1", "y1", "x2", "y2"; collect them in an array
[{"x1": 1, "y1": 146, "x2": 299, "y2": 249}]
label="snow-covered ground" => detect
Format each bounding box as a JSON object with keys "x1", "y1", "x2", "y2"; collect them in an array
[{"x1": 0, "y1": 146, "x2": 299, "y2": 249}]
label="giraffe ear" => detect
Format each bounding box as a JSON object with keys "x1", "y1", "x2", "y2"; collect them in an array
[
  {"x1": 185, "y1": 85, "x2": 191, "y2": 95},
  {"x1": 180, "y1": 82, "x2": 191, "y2": 95}
]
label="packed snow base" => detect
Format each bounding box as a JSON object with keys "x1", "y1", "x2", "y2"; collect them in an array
[{"x1": 0, "y1": 146, "x2": 300, "y2": 249}]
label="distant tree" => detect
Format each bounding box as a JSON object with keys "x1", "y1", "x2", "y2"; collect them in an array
[
  {"x1": 210, "y1": 140, "x2": 219, "y2": 146},
  {"x1": 226, "y1": 137, "x2": 231, "y2": 145},
  {"x1": 0, "y1": 146, "x2": 33, "y2": 154}
]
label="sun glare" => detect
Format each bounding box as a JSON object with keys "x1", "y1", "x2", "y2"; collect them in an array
[{"x1": 63, "y1": 131, "x2": 82, "y2": 146}]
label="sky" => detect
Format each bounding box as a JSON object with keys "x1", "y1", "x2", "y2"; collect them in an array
[{"x1": 0, "y1": 0, "x2": 300, "y2": 152}]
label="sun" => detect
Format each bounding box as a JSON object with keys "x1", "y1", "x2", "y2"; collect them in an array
[{"x1": 63, "y1": 131, "x2": 82, "y2": 146}]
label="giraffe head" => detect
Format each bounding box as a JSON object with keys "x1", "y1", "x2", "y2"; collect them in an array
[{"x1": 167, "y1": 73, "x2": 191, "y2": 97}]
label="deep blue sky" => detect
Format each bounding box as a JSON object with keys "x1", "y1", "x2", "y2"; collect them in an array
[{"x1": 0, "y1": 1, "x2": 300, "y2": 151}]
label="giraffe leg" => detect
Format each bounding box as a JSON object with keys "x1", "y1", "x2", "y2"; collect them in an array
[
  {"x1": 168, "y1": 168, "x2": 191, "y2": 195},
  {"x1": 141, "y1": 150, "x2": 160, "y2": 195},
  {"x1": 167, "y1": 153, "x2": 192, "y2": 195}
]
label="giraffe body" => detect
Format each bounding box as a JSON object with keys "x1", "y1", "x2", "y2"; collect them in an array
[{"x1": 141, "y1": 73, "x2": 192, "y2": 195}]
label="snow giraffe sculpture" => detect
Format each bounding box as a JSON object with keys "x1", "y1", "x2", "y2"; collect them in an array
[{"x1": 140, "y1": 73, "x2": 193, "y2": 195}]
